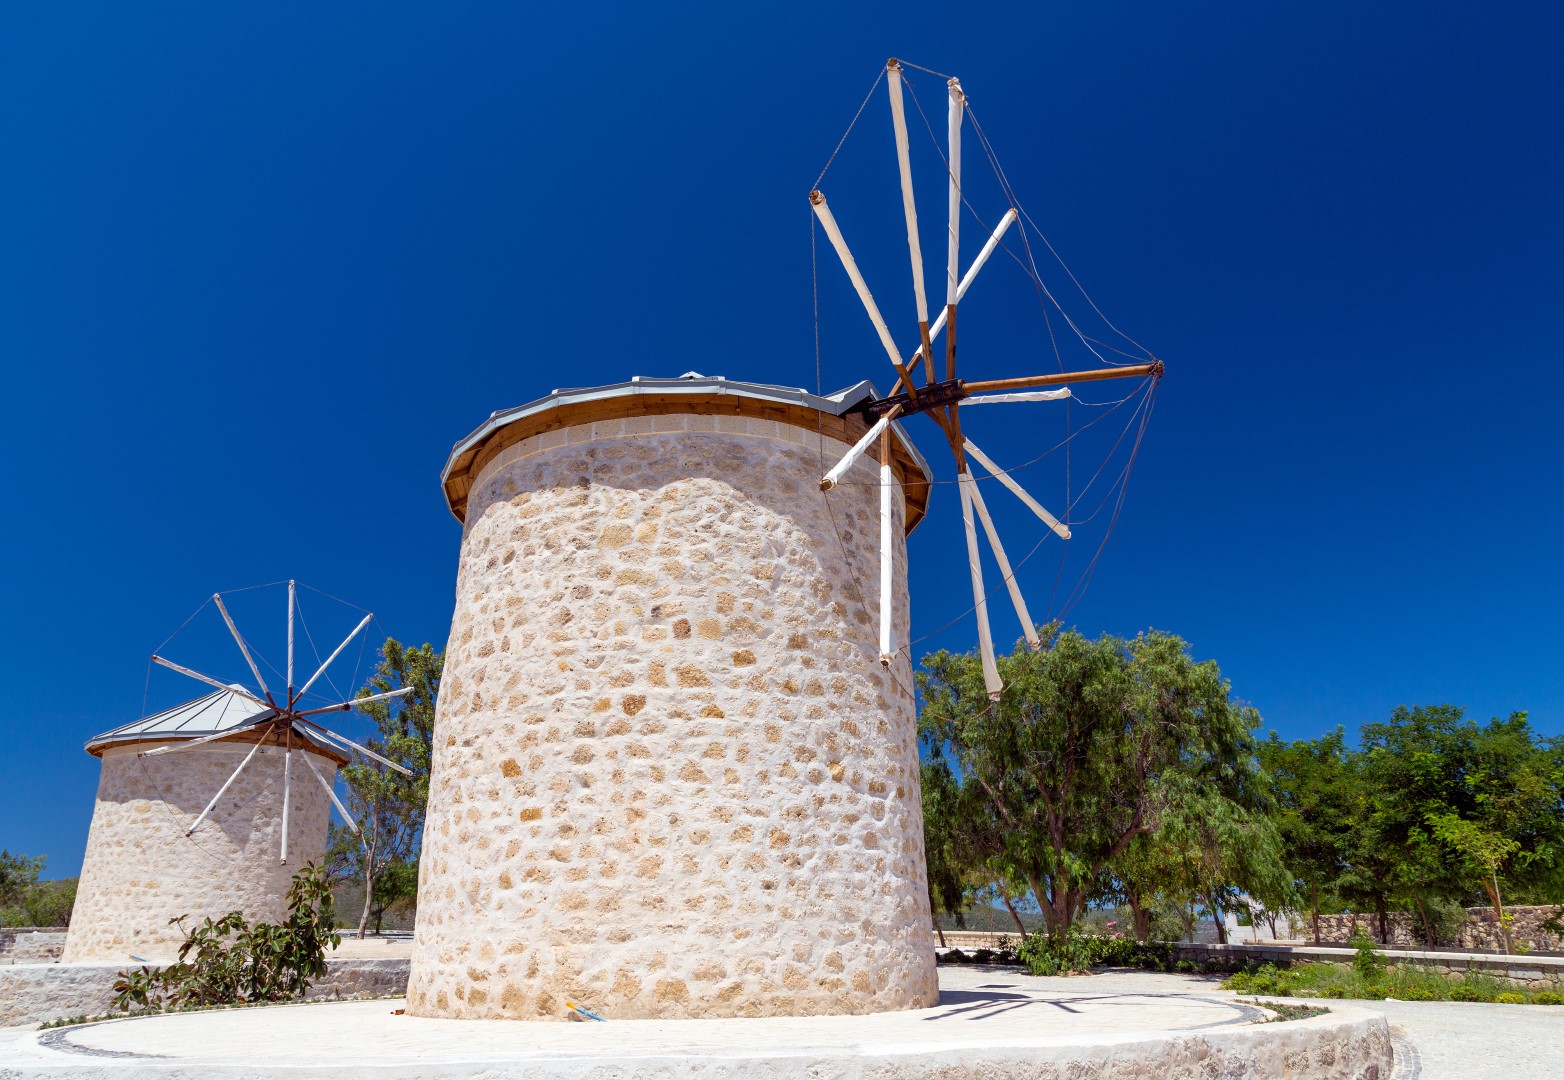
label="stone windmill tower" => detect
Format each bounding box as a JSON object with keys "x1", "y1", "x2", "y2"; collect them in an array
[
  {"x1": 63, "y1": 687, "x2": 349, "y2": 963},
  {"x1": 408, "y1": 375, "x2": 938, "y2": 1020},
  {"x1": 64, "y1": 583, "x2": 407, "y2": 964}
]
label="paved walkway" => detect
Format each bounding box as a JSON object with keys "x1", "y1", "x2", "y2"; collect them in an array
[
  {"x1": 0, "y1": 966, "x2": 1389, "y2": 1078},
  {"x1": 7, "y1": 965, "x2": 1551, "y2": 1077},
  {"x1": 1025, "y1": 968, "x2": 1563, "y2": 1080}
]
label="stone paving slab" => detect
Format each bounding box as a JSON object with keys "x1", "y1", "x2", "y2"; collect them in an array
[{"x1": 0, "y1": 967, "x2": 1389, "y2": 1079}]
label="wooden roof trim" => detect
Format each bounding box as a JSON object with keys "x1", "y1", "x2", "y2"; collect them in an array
[
  {"x1": 444, "y1": 392, "x2": 931, "y2": 534},
  {"x1": 90, "y1": 727, "x2": 351, "y2": 768}
]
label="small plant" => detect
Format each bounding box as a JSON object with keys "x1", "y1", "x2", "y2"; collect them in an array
[
  {"x1": 1532, "y1": 991, "x2": 1562, "y2": 1005},
  {"x1": 1241, "y1": 999, "x2": 1328, "y2": 1022},
  {"x1": 1348, "y1": 928, "x2": 1383, "y2": 984}
]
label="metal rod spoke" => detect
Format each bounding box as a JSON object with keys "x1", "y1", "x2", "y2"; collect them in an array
[
  {"x1": 962, "y1": 389, "x2": 1073, "y2": 405},
  {"x1": 957, "y1": 470, "x2": 1003, "y2": 699},
  {"x1": 808, "y1": 190, "x2": 922, "y2": 400},
  {"x1": 185, "y1": 738, "x2": 265, "y2": 836},
  {"x1": 151, "y1": 655, "x2": 272, "y2": 709},
  {"x1": 294, "y1": 612, "x2": 374, "y2": 702},
  {"x1": 966, "y1": 475, "x2": 1041, "y2": 650},
  {"x1": 294, "y1": 717, "x2": 413, "y2": 776},
  {"x1": 302, "y1": 750, "x2": 358, "y2": 834},
  {"x1": 878, "y1": 426, "x2": 895, "y2": 664},
  {"x1": 945, "y1": 78, "x2": 964, "y2": 382},
  {"x1": 286, "y1": 580, "x2": 296, "y2": 705},
  {"x1": 910, "y1": 209, "x2": 1017, "y2": 372},
  {"x1": 296, "y1": 686, "x2": 414, "y2": 717},
  {"x1": 142, "y1": 718, "x2": 273, "y2": 757},
  {"x1": 964, "y1": 438, "x2": 1072, "y2": 540},
  {"x1": 280, "y1": 747, "x2": 292, "y2": 863},
  {"x1": 213, "y1": 594, "x2": 273, "y2": 703},
  {"x1": 887, "y1": 60, "x2": 929, "y2": 330}
]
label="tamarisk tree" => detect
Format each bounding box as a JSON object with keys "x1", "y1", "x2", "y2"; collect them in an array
[
  {"x1": 327, "y1": 639, "x2": 441, "y2": 938},
  {"x1": 919, "y1": 627, "x2": 1273, "y2": 938}
]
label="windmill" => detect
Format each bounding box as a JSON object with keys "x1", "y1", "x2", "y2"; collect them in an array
[
  {"x1": 810, "y1": 59, "x2": 1164, "y2": 699},
  {"x1": 142, "y1": 580, "x2": 413, "y2": 862}
]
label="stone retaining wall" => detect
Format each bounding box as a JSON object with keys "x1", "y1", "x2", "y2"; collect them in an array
[
  {"x1": 1304, "y1": 904, "x2": 1561, "y2": 952},
  {"x1": 1174, "y1": 942, "x2": 1564, "y2": 989},
  {"x1": 0, "y1": 930, "x2": 67, "y2": 966},
  {"x1": 0, "y1": 957, "x2": 411, "y2": 1028}
]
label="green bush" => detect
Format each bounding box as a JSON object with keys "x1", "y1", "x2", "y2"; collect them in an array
[
  {"x1": 1348, "y1": 928, "x2": 1383, "y2": 984},
  {"x1": 1532, "y1": 991, "x2": 1562, "y2": 1005},
  {"x1": 1449, "y1": 985, "x2": 1482, "y2": 1002},
  {"x1": 1020, "y1": 927, "x2": 1098, "y2": 975},
  {"x1": 113, "y1": 862, "x2": 339, "y2": 1013},
  {"x1": 1493, "y1": 992, "x2": 1527, "y2": 1005},
  {"x1": 1017, "y1": 929, "x2": 1173, "y2": 977}
]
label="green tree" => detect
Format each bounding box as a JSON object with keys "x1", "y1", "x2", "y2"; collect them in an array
[
  {"x1": 1258, "y1": 728, "x2": 1355, "y2": 943},
  {"x1": 0, "y1": 851, "x2": 45, "y2": 910},
  {"x1": 1349, "y1": 706, "x2": 1564, "y2": 943},
  {"x1": 327, "y1": 639, "x2": 441, "y2": 938},
  {"x1": 918, "y1": 628, "x2": 1268, "y2": 938},
  {"x1": 919, "y1": 758, "x2": 969, "y2": 946}
]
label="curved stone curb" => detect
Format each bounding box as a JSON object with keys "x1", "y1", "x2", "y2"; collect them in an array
[{"x1": 2, "y1": 993, "x2": 1392, "y2": 1079}]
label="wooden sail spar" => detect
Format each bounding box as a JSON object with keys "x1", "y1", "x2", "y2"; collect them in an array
[{"x1": 812, "y1": 59, "x2": 1165, "y2": 699}]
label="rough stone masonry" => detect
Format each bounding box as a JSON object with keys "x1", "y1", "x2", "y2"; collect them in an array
[
  {"x1": 407, "y1": 409, "x2": 939, "y2": 1019},
  {"x1": 63, "y1": 742, "x2": 337, "y2": 963}
]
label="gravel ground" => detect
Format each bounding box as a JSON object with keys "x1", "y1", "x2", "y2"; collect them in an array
[{"x1": 1009, "y1": 966, "x2": 1562, "y2": 1080}]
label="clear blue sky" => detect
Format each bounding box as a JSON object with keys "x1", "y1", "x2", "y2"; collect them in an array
[{"x1": 3, "y1": 3, "x2": 1560, "y2": 877}]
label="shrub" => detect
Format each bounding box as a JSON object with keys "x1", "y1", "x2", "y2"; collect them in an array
[
  {"x1": 113, "y1": 862, "x2": 339, "y2": 1013},
  {"x1": 1493, "y1": 992, "x2": 1527, "y2": 1005},
  {"x1": 1532, "y1": 991, "x2": 1562, "y2": 1005},
  {"x1": 1017, "y1": 928, "x2": 1173, "y2": 976},
  {"x1": 1450, "y1": 985, "x2": 1482, "y2": 1002},
  {"x1": 1020, "y1": 927, "x2": 1098, "y2": 976},
  {"x1": 1348, "y1": 928, "x2": 1383, "y2": 984}
]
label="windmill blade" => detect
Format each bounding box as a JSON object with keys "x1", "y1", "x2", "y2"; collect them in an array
[
  {"x1": 963, "y1": 439, "x2": 1072, "y2": 540},
  {"x1": 293, "y1": 612, "x2": 374, "y2": 703},
  {"x1": 957, "y1": 470, "x2": 1003, "y2": 699},
  {"x1": 286, "y1": 580, "x2": 296, "y2": 701},
  {"x1": 886, "y1": 59, "x2": 932, "y2": 382},
  {"x1": 962, "y1": 389, "x2": 1072, "y2": 406},
  {"x1": 910, "y1": 209, "x2": 1017, "y2": 371},
  {"x1": 820, "y1": 404, "x2": 905, "y2": 491},
  {"x1": 184, "y1": 738, "x2": 265, "y2": 836},
  {"x1": 296, "y1": 685, "x2": 414, "y2": 717},
  {"x1": 280, "y1": 749, "x2": 292, "y2": 863},
  {"x1": 212, "y1": 593, "x2": 274, "y2": 703},
  {"x1": 965, "y1": 475, "x2": 1042, "y2": 651},
  {"x1": 151, "y1": 655, "x2": 271, "y2": 709},
  {"x1": 295, "y1": 717, "x2": 414, "y2": 776},
  {"x1": 808, "y1": 190, "x2": 921, "y2": 398},
  {"x1": 142, "y1": 718, "x2": 273, "y2": 758},
  {"x1": 878, "y1": 429, "x2": 895, "y2": 664},
  {"x1": 944, "y1": 78, "x2": 965, "y2": 381},
  {"x1": 302, "y1": 749, "x2": 358, "y2": 834}
]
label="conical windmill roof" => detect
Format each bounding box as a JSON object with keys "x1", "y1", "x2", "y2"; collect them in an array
[{"x1": 86, "y1": 686, "x2": 347, "y2": 764}]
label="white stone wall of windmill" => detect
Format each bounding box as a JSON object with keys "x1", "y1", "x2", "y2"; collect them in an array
[
  {"x1": 407, "y1": 377, "x2": 939, "y2": 1020},
  {"x1": 63, "y1": 584, "x2": 413, "y2": 964},
  {"x1": 63, "y1": 722, "x2": 342, "y2": 963}
]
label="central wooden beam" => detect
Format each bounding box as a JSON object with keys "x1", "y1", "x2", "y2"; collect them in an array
[
  {"x1": 861, "y1": 361, "x2": 1162, "y2": 422},
  {"x1": 963, "y1": 361, "x2": 1162, "y2": 395}
]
